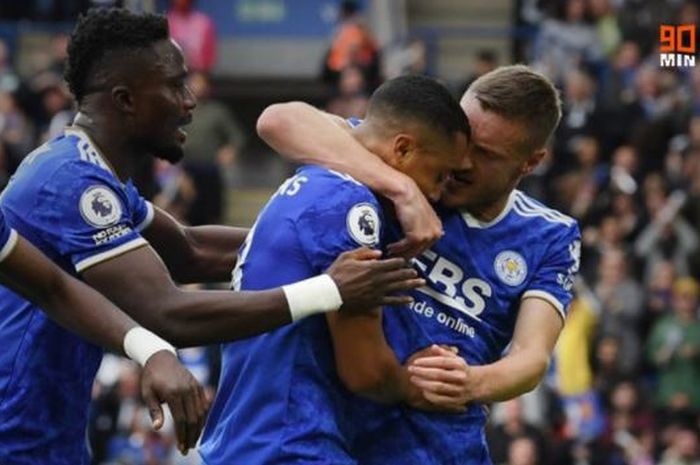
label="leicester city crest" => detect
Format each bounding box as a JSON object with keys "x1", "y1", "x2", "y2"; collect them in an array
[
  {"x1": 79, "y1": 185, "x2": 122, "y2": 228},
  {"x1": 494, "y1": 250, "x2": 528, "y2": 287},
  {"x1": 347, "y1": 203, "x2": 380, "y2": 246}
]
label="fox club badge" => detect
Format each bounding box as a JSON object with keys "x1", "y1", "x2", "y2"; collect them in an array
[
  {"x1": 79, "y1": 185, "x2": 122, "y2": 228},
  {"x1": 494, "y1": 250, "x2": 528, "y2": 287},
  {"x1": 347, "y1": 203, "x2": 380, "y2": 246}
]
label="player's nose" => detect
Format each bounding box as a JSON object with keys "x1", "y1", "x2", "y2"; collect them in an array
[
  {"x1": 428, "y1": 187, "x2": 442, "y2": 203},
  {"x1": 183, "y1": 85, "x2": 197, "y2": 112},
  {"x1": 459, "y1": 152, "x2": 474, "y2": 171}
]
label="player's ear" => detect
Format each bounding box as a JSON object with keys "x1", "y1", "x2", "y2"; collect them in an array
[
  {"x1": 112, "y1": 85, "x2": 135, "y2": 115},
  {"x1": 521, "y1": 148, "x2": 546, "y2": 176},
  {"x1": 393, "y1": 133, "x2": 416, "y2": 162}
]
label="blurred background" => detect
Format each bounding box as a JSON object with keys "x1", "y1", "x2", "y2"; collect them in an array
[{"x1": 0, "y1": 0, "x2": 699, "y2": 464}]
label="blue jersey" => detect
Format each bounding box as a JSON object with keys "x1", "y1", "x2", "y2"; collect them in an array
[
  {"x1": 0, "y1": 128, "x2": 153, "y2": 465},
  {"x1": 352, "y1": 190, "x2": 581, "y2": 465},
  {"x1": 199, "y1": 166, "x2": 383, "y2": 465}
]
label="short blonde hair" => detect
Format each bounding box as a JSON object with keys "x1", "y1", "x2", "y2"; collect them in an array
[
  {"x1": 464, "y1": 64, "x2": 562, "y2": 151},
  {"x1": 673, "y1": 277, "x2": 700, "y2": 298}
]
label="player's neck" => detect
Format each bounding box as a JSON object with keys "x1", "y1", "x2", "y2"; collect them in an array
[
  {"x1": 352, "y1": 125, "x2": 394, "y2": 165},
  {"x1": 72, "y1": 111, "x2": 137, "y2": 182},
  {"x1": 468, "y1": 191, "x2": 512, "y2": 222}
]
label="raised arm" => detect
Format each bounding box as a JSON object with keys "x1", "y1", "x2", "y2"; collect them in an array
[{"x1": 257, "y1": 102, "x2": 442, "y2": 258}]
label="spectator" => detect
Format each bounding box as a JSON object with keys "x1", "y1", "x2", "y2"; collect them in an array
[
  {"x1": 507, "y1": 436, "x2": 542, "y2": 465},
  {"x1": 628, "y1": 66, "x2": 680, "y2": 172},
  {"x1": 609, "y1": 191, "x2": 642, "y2": 241},
  {"x1": 635, "y1": 190, "x2": 699, "y2": 283},
  {"x1": 181, "y1": 71, "x2": 246, "y2": 225},
  {"x1": 0, "y1": 88, "x2": 34, "y2": 169},
  {"x1": 322, "y1": 0, "x2": 380, "y2": 91},
  {"x1": 643, "y1": 260, "x2": 678, "y2": 338},
  {"x1": 647, "y1": 277, "x2": 700, "y2": 411},
  {"x1": 325, "y1": 65, "x2": 370, "y2": 119},
  {"x1": 532, "y1": 0, "x2": 603, "y2": 84},
  {"x1": 456, "y1": 49, "x2": 499, "y2": 98},
  {"x1": 167, "y1": 0, "x2": 217, "y2": 72},
  {"x1": 594, "y1": 249, "x2": 645, "y2": 375},
  {"x1": 555, "y1": 135, "x2": 607, "y2": 220},
  {"x1": 383, "y1": 38, "x2": 428, "y2": 79},
  {"x1": 488, "y1": 398, "x2": 549, "y2": 464},
  {"x1": 41, "y1": 83, "x2": 74, "y2": 141},
  {"x1": 610, "y1": 145, "x2": 641, "y2": 189},
  {"x1": 658, "y1": 427, "x2": 700, "y2": 465},
  {"x1": 602, "y1": 41, "x2": 641, "y2": 107},
  {"x1": 0, "y1": 39, "x2": 19, "y2": 95},
  {"x1": 604, "y1": 381, "x2": 655, "y2": 441},
  {"x1": 152, "y1": 159, "x2": 196, "y2": 223},
  {"x1": 553, "y1": 287, "x2": 599, "y2": 400},
  {"x1": 604, "y1": 382, "x2": 656, "y2": 465},
  {"x1": 104, "y1": 406, "x2": 172, "y2": 465},
  {"x1": 588, "y1": 0, "x2": 621, "y2": 58},
  {"x1": 589, "y1": 329, "x2": 636, "y2": 433},
  {"x1": 554, "y1": 70, "x2": 607, "y2": 173}
]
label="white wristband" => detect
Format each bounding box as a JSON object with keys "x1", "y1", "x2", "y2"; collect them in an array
[
  {"x1": 123, "y1": 327, "x2": 177, "y2": 367},
  {"x1": 282, "y1": 274, "x2": 344, "y2": 321}
]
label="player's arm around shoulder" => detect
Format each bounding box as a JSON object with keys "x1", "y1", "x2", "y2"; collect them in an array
[
  {"x1": 472, "y1": 245, "x2": 576, "y2": 403},
  {"x1": 409, "y1": 221, "x2": 581, "y2": 405},
  {"x1": 257, "y1": 101, "x2": 443, "y2": 258}
]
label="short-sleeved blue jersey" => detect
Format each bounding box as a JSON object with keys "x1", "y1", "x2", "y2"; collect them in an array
[
  {"x1": 0, "y1": 128, "x2": 154, "y2": 465},
  {"x1": 352, "y1": 190, "x2": 581, "y2": 465},
  {"x1": 199, "y1": 165, "x2": 383, "y2": 465}
]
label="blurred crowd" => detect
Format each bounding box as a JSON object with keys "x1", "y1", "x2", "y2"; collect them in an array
[
  {"x1": 484, "y1": 1, "x2": 700, "y2": 465},
  {"x1": 0, "y1": 0, "x2": 699, "y2": 464}
]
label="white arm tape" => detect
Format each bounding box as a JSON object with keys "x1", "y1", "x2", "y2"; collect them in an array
[
  {"x1": 282, "y1": 274, "x2": 344, "y2": 322},
  {"x1": 123, "y1": 327, "x2": 177, "y2": 367}
]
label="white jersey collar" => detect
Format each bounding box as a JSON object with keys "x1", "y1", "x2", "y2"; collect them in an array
[
  {"x1": 460, "y1": 190, "x2": 517, "y2": 229},
  {"x1": 64, "y1": 124, "x2": 117, "y2": 177}
]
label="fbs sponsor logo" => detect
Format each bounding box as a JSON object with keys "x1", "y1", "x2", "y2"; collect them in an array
[
  {"x1": 659, "y1": 24, "x2": 696, "y2": 68},
  {"x1": 412, "y1": 249, "x2": 492, "y2": 320}
]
